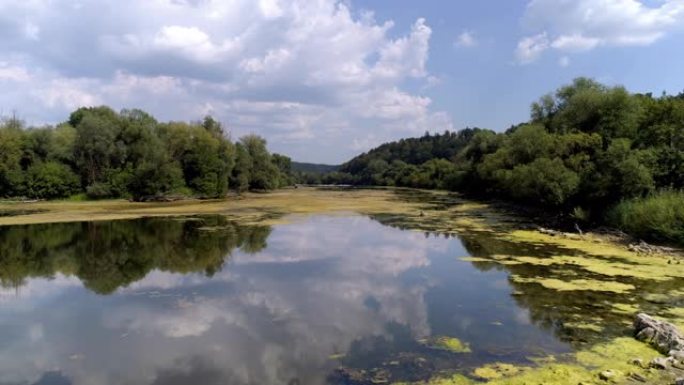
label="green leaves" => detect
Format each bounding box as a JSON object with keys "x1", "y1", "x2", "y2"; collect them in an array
[{"x1": 0, "y1": 107, "x2": 286, "y2": 200}]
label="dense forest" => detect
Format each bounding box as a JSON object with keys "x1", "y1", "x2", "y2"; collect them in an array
[
  {"x1": 330, "y1": 78, "x2": 684, "y2": 245},
  {"x1": 0, "y1": 106, "x2": 293, "y2": 201}
]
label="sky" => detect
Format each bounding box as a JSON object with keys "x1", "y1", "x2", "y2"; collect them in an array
[{"x1": 0, "y1": 0, "x2": 683, "y2": 163}]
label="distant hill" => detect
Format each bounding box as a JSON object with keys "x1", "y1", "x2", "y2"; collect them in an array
[
  {"x1": 339, "y1": 129, "x2": 484, "y2": 175},
  {"x1": 291, "y1": 162, "x2": 340, "y2": 174}
]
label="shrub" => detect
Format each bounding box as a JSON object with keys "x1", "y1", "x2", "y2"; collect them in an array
[
  {"x1": 25, "y1": 162, "x2": 80, "y2": 199},
  {"x1": 86, "y1": 182, "x2": 114, "y2": 199},
  {"x1": 607, "y1": 190, "x2": 684, "y2": 245}
]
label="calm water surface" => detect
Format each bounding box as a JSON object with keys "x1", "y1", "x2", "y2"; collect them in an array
[{"x1": 0, "y1": 215, "x2": 573, "y2": 385}]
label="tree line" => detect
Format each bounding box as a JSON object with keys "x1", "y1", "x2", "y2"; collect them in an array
[
  {"x1": 327, "y1": 78, "x2": 684, "y2": 245},
  {"x1": 0, "y1": 107, "x2": 293, "y2": 201}
]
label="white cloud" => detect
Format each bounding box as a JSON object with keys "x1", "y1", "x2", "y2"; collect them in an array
[
  {"x1": 515, "y1": 32, "x2": 549, "y2": 64},
  {"x1": 517, "y1": 0, "x2": 684, "y2": 63},
  {"x1": 550, "y1": 34, "x2": 601, "y2": 52},
  {"x1": 35, "y1": 78, "x2": 102, "y2": 110},
  {"x1": 0, "y1": 0, "x2": 450, "y2": 162},
  {"x1": 23, "y1": 22, "x2": 40, "y2": 40},
  {"x1": 558, "y1": 56, "x2": 570, "y2": 67},
  {"x1": 0, "y1": 63, "x2": 30, "y2": 82},
  {"x1": 455, "y1": 30, "x2": 477, "y2": 47}
]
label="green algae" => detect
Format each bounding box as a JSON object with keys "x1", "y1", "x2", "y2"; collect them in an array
[
  {"x1": 403, "y1": 337, "x2": 664, "y2": 385},
  {"x1": 393, "y1": 374, "x2": 473, "y2": 385},
  {"x1": 472, "y1": 363, "x2": 525, "y2": 380},
  {"x1": 469, "y1": 252, "x2": 684, "y2": 282},
  {"x1": 419, "y1": 336, "x2": 471, "y2": 353},
  {"x1": 563, "y1": 322, "x2": 604, "y2": 333},
  {"x1": 366, "y1": 189, "x2": 684, "y2": 384},
  {"x1": 511, "y1": 276, "x2": 636, "y2": 293},
  {"x1": 612, "y1": 303, "x2": 640, "y2": 315}
]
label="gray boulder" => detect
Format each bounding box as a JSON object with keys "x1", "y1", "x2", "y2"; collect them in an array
[{"x1": 634, "y1": 313, "x2": 684, "y2": 355}]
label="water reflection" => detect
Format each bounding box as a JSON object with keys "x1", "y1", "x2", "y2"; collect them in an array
[
  {"x1": 0, "y1": 215, "x2": 570, "y2": 385},
  {"x1": 0, "y1": 217, "x2": 270, "y2": 294}
]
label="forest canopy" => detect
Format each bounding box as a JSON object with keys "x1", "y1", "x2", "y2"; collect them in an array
[
  {"x1": 0, "y1": 107, "x2": 293, "y2": 200},
  {"x1": 328, "y1": 78, "x2": 684, "y2": 244}
]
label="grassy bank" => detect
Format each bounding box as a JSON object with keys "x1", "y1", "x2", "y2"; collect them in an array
[{"x1": 608, "y1": 190, "x2": 684, "y2": 245}]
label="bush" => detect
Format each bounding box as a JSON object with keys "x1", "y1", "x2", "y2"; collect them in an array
[
  {"x1": 607, "y1": 190, "x2": 684, "y2": 245},
  {"x1": 25, "y1": 162, "x2": 80, "y2": 199},
  {"x1": 86, "y1": 182, "x2": 114, "y2": 199}
]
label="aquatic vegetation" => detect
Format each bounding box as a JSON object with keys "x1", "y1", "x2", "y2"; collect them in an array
[
  {"x1": 476, "y1": 253, "x2": 684, "y2": 282},
  {"x1": 563, "y1": 322, "x2": 604, "y2": 333},
  {"x1": 511, "y1": 276, "x2": 635, "y2": 293},
  {"x1": 394, "y1": 374, "x2": 473, "y2": 385},
  {"x1": 419, "y1": 336, "x2": 471, "y2": 353},
  {"x1": 408, "y1": 337, "x2": 664, "y2": 385},
  {"x1": 472, "y1": 363, "x2": 524, "y2": 380},
  {"x1": 3, "y1": 187, "x2": 683, "y2": 384},
  {"x1": 0, "y1": 188, "x2": 425, "y2": 226},
  {"x1": 612, "y1": 303, "x2": 640, "y2": 315}
]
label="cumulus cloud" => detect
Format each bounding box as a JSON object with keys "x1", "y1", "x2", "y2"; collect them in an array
[
  {"x1": 455, "y1": 30, "x2": 477, "y2": 47},
  {"x1": 515, "y1": 32, "x2": 549, "y2": 64},
  {"x1": 516, "y1": 0, "x2": 684, "y2": 63},
  {"x1": 0, "y1": 0, "x2": 451, "y2": 162}
]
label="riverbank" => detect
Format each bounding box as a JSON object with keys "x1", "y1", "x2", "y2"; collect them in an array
[{"x1": 2, "y1": 187, "x2": 684, "y2": 384}]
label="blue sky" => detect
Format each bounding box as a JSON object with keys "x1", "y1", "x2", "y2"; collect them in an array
[{"x1": 0, "y1": 0, "x2": 683, "y2": 163}]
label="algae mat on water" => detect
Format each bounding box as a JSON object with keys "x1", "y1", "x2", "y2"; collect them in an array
[
  {"x1": 3, "y1": 187, "x2": 683, "y2": 384},
  {"x1": 399, "y1": 338, "x2": 666, "y2": 385},
  {"x1": 0, "y1": 188, "x2": 426, "y2": 226}
]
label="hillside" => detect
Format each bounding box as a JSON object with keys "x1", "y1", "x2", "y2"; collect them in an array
[
  {"x1": 291, "y1": 162, "x2": 339, "y2": 174},
  {"x1": 327, "y1": 78, "x2": 684, "y2": 245}
]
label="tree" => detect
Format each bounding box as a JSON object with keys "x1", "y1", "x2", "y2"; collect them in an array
[
  {"x1": 232, "y1": 143, "x2": 251, "y2": 193},
  {"x1": 272, "y1": 153, "x2": 293, "y2": 187},
  {"x1": 240, "y1": 135, "x2": 279, "y2": 191},
  {"x1": 25, "y1": 162, "x2": 80, "y2": 199},
  {"x1": 0, "y1": 122, "x2": 24, "y2": 197},
  {"x1": 127, "y1": 137, "x2": 184, "y2": 201},
  {"x1": 72, "y1": 107, "x2": 123, "y2": 192}
]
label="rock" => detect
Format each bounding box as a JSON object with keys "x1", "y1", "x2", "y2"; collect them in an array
[
  {"x1": 599, "y1": 369, "x2": 617, "y2": 381},
  {"x1": 670, "y1": 350, "x2": 684, "y2": 361},
  {"x1": 650, "y1": 357, "x2": 672, "y2": 369},
  {"x1": 675, "y1": 378, "x2": 684, "y2": 385},
  {"x1": 538, "y1": 227, "x2": 581, "y2": 239},
  {"x1": 628, "y1": 372, "x2": 647, "y2": 382},
  {"x1": 631, "y1": 358, "x2": 645, "y2": 368},
  {"x1": 628, "y1": 240, "x2": 678, "y2": 256},
  {"x1": 634, "y1": 313, "x2": 684, "y2": 354}
]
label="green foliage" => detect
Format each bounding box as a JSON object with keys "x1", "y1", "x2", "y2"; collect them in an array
[
  {"x1": 333, "y1": 77, "x2": 684, "y2": 243},
  {"x1": 25, "y1": 162, "x2": 80, "y2": 199},
  {"x1": 272, "y1": 153, "x2": 294, "y2": 187},
  {"x1": 340, "y1": 129, "x2": 484, "y2": 179},
  {"x1": 0, "y1": 108, "x2": 285, "y2": 200},
  {"x1": 505, "y1": 158, "x2": 580, "y2": 206},
  {"x1": 608, "y1": 190, "x2": 684, "y2": 245},
  {"x1": 239, "y1": 135, "x2": 280, "y2": 190},
  {"x1": 128, "y1": 150, "x2": 184, "y2": 201},
  {"x1": 231, "y1": 143, "x2": 251, "y2": 193}
]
